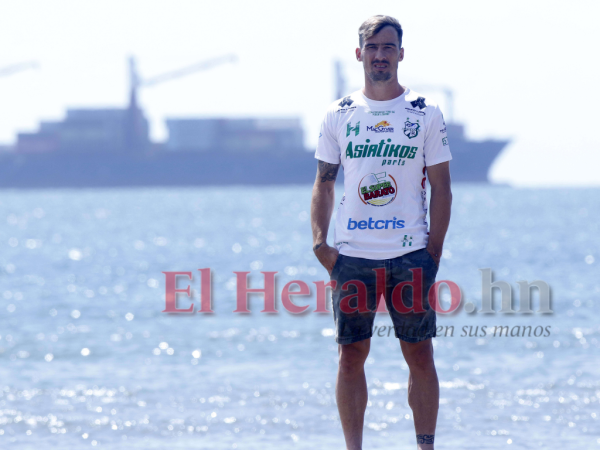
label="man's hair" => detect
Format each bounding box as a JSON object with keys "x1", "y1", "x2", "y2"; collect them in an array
[{"x1": 358, "y1": 15, "x2": 403, "y2": 48}]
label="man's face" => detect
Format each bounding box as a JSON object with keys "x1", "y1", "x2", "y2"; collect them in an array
[{"x1": 356, "y1": 26, "x2": 404, "y2": 82}]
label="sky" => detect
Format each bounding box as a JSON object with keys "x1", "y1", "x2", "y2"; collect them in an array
[{"x1": 1, "y1": 0, "x2": 599, "y2": 186}]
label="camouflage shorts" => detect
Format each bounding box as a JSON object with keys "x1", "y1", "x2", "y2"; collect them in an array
[{"x1": 330, "y1": 247, "x2": 439, "y2": 344}]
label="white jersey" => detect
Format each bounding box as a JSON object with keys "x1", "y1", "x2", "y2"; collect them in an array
[{"x1": 315, "y1": 88, "x2": 452, "y2": 260}]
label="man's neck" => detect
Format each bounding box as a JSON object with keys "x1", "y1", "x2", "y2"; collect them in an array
[{"x1": 362, "y1": 77, "x2": 405, "y2": 101}]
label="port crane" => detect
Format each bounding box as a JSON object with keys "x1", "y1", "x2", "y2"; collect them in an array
[
  {"x1": 125, "y1": 54, "x2": 237, "y2": 150},
  {"x1": 127, "y1": 54, "x2": 237, "y2": 109}
]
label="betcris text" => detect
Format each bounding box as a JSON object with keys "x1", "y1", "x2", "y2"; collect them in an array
[{"x1": 348, "y1": 217, "x2": 405, "y2": 230}]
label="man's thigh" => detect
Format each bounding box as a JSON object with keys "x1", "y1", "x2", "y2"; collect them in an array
[
  {"x1": 331, "y1": 254, "x2": 382, "y2": 345},
  {"x1": 386, "y1": 248, "x2": 439, "y2": 343}
]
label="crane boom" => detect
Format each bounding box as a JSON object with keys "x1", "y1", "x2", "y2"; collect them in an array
[
  {"x1": 125, "y1": 54, "x2": 238, "y2": 150},
  {"x1": 0, "y1": 61, "x2": 39, "y2": 78},
  {"x1": 127, "y1": 54, "x2": 237, "y2": 110},
  {"x1": 140, "y1": 54, "x2": 237, "y2": 87}
]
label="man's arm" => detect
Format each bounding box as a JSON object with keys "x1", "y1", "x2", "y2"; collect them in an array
[
  {"x1": 311, "y1": 160, "x2": 340, "y2": 274},
  {"x1": 425, "y1": 161, "x2": 452, "y2": 266}
]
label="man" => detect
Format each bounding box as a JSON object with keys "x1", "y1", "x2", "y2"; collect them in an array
[{"x1": 310, "y1": 15, "x2": 452, "y2": 450}]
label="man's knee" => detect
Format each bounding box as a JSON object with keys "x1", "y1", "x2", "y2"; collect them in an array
[
  {"x1": 338, "y1": 340, "x2": 370, "y2": 374},
  {"x1": 402, "y1": 340, "x2": 435, "y2": 372}
]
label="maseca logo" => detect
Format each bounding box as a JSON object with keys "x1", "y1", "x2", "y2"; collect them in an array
[
  {"x1": 367, "y1": 120, "x2": 394, "y2": 133},
  {"x1": 359, "y1": 172, "x2": 397, "y2": 206}
]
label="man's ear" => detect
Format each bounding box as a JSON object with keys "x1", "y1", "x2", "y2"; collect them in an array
[
  {"x1": 399, "y1": 47, "x2": 404, "y2": 62},
  {"x1": 356, "y1": 47, "x2": 362, "y2": 62}
]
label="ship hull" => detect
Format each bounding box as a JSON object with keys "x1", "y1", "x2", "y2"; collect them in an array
[
  {"x1": 0, "y1": 151, "x2": 318, "y2": 188},
  {"x1": 0, "y1": 140, "x2": 507, "y2": 188},
  {"x1": 448, "y1": 139, "x2": 507, "y2": 183}
]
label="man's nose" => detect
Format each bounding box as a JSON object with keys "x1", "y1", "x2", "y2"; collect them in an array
[{"x1": 375, "y1": 47, "x2": 386, "y2": 61}]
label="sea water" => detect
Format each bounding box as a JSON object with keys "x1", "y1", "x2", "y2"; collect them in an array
[{"x1": 0, "y1": 185, "x2": 598, "y2": 449}]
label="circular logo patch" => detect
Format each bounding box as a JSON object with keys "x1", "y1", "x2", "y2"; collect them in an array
[{"x1": 358, "y1": 172, "x2": 397, "y2": 207}]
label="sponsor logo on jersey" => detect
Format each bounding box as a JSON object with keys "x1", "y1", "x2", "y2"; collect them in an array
[
  {"x1": 403, "y1": 119, "x2": 420, "y2": 139},
  {"x1": 410, "y1": 97, "x2": 427, "y2": 109},
  {"x1": 336, "y1": 96, "x2": 356, "y2": 114},
  {"x1": 347, "y1": 217, "x2": 405, "y2": 230},
  {"x1": 339, "y1": 96, "x2": 354, "y2": 107},
  {"x1": 402, "y1": 235, "x2": 414, "y2": 247},
  {"x1": 367, "y1": 120, "x2": 394, "y2": 133},
  {"x1": 345, "y1": 139, "x2": 418, "y2": 160},
  {"x1": 369, "y1": 110, "x2": 394, "y2": 116},
  {"x1": 336, "y1": 106, "x2": 357, "y2": 114},
  {"x1": 442, "y1": 137, "x2": 448, "y2": 146},
  {"x1": 405, "y1": 107, "x2": 426, "y2": 116},
  {"x1": 346, "y1": 121, "x2": 360, "y2": 137},
  {"x1": 359, "y1": 172, "x2": 397, "y2": 207}
]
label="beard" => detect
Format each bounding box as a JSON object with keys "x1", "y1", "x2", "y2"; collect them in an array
[
  {"x1": 366, "y1": 61, "x2": 393, "y2": 82},
  {"x1": 368, "y1": 70, "x2": 392, "y2": 82}
]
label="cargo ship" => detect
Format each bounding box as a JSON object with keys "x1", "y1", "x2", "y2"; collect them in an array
[{"x1": 0, "y1": 59, "x2": 508, "y2": 188}]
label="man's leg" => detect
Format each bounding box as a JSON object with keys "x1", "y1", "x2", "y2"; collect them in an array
[
  {"x1": 400, "y1": 338, "x2": 438, "y2": 450},
  {"x1": 336, "y1": 338, "x2": 371, "y2": 450}
]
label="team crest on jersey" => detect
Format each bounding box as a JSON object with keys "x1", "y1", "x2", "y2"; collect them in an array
[
  {"x1": 359, "y1": 172, "x2": 397, "y2": 207},
  {"x1": 403, "y1": 119, "x2": 420, "y2": 139}
]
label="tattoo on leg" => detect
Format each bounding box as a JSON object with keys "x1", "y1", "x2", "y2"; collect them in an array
[
  {"x1": 317, "y1": 160, "x2": 340, "y2": 183},
  {"x1": 417, "y1": 434, "x2": 434, "y2": 444}
]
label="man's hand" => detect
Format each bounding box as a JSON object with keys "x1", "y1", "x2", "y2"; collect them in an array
[
  {"x1": 313, "y1": 242, "x2": 340, "y2": 276},
  {"x1": 425, "y1": 244, "x2": 441, "y2": 268}
]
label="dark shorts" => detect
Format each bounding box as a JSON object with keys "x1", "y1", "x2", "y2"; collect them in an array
[{"x1": 330, "y1": 247, "x2": 439, "y2": 344}]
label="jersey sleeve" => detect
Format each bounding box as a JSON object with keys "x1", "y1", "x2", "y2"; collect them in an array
[
  {"x1": 424, "y1": 104, "x2": 452, "y2": 167},
  {"x1": 314, "y1": 109, "x2": 341, "y2": 164}
]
